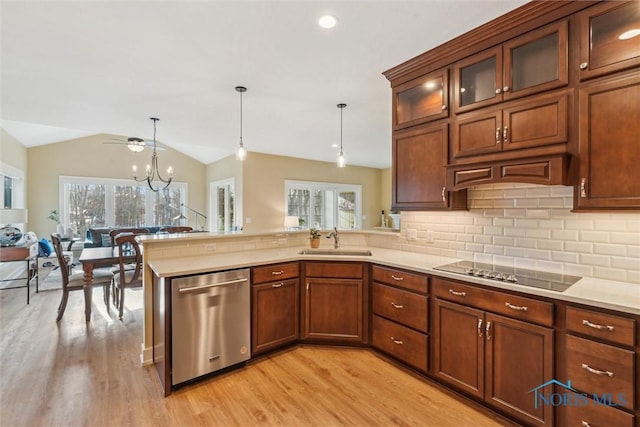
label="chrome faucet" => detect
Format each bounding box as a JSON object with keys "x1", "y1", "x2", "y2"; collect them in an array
[{"x1": 327, "y1": 227, "x2": 340, "y2": 249}]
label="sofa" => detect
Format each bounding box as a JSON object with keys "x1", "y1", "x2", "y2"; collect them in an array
[{"x1": 84, "y1": 226, "x2": 166, "y2": 248}]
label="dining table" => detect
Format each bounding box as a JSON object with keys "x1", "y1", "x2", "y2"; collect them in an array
[{"x1": 78, "y1": 246, "x2": 136, "y2": 321}]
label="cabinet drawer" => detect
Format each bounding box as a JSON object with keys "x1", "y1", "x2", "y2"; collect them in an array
[
  {"x1": 304, "y1": 262, "x2": 363, "y2": 279},
  {"x1": 566, "y1": 306, "x2": 635, "y2": 347},
  {"x1": 372, "y1": 283, "x2": 428, "y2": 333},
  {"x1": 253, "y1": 262, "x2": 299, "y2": 284},
  {"x1": 372, "y1": 265, "x2": 428, "y2": 294},
  {"x1": 565, "y1": 335, "x2": 634, "y2": 411},
  {"x1": 563, "y1": 398, "x2": 634, "y2": 427},
  {"x1": 433, "y1": 278, "x2": 553, "y2": 327},
  {"x1": 372, "y1": 315, "x2": 427, "y2": 372}
]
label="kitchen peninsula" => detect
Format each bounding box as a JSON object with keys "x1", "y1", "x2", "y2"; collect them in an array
[{"x1": 139, "y1": 230, "x2": 639, "y2": 426}]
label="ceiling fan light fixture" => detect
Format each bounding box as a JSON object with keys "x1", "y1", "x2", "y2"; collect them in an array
[
  {"x1": 127, "y1": 137, "x2": 145, "y2": 152},
  {"x1": 235, "y1": 86, "x2": 248, "y2": 161},
  {"x1": 336, "y1": 103, "x2": 347, "y2": 168},
  {"x1": 132, "y1": 117, "x2": 173, "y2": 192}
]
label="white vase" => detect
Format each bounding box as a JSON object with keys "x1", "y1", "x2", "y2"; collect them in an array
[{"x1": 56, "y1": 223, "x2": 65, "y2": 236}]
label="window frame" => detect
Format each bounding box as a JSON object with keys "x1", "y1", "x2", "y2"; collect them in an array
[
  {"x1": 59, "y1": 175, "x2": 187, "y2": 230},
  {"x1": 284, "y1": 179, "x2": 362, "y2": 230},
  {"x1": 209, "y1": 177, "x2": 240, "y2": 232}
]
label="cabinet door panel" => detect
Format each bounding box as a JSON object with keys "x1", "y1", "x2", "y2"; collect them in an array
[
  {"x1": 252, "y1": 279, "x2": 299, "y2": 354},
  {"x1": 576, "y1": 74, "x2": 640, "y2": 209},
  {"x1": 485, "y1": 313, "x2": 553, "y2": 427},
  {"x1": 393, "y1": 123, "x2": 462, "y2": 210},
  {"x1": 304, "y1": 278, "x2": 363, "y2": 341},
  {"x1": 433, "y1": 299, "x2": 484, "y2": 399},
  {"x1": 454, "y1": 47, "x2": 502, "y2": 114},
  {"x1": 577, "y1": 1, "x2": 640, "y2": 80},
  {"x1": 503, "y1": 21, "x2": 568, "y2": 100},
  {"x1": 452, "y1": 109, "x2": 501, "y2": 159},
  {"x1": 394, "y1": 68, "x2": 449, "y2": 129},
  {"x1": 502, "y1": 91, "x2": 569, "y2": 152}
]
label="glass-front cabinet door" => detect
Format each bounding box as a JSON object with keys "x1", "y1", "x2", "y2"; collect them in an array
[
  {"x1": 393, "y1": 68, "x2": 449, "y2": 129},
  {"x1": 454, "y1": 21, "x2": 568, "y2": 113},
  {"x1": 503, "y1": 21, "x2": 568, "y2": 101},
  {"x1": 454, "y1": 47, "x2": 502, "y2": 114},
  {"x1": 577, "y1": 1, "x2": 640, "y2": 81}
]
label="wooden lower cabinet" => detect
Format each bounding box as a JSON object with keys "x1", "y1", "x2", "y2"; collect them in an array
[
  {"x1": 372, "y1": 315, "x2": 427, "y2": 372},
  {"x1": 433, "y1": 298, "x2": 554, "y2": 426},
  {"x1": 302, "y1": 262, "x2": 367, "y2": 343},
  {"x1": 251, "y1": 278, "x2": 299, "y2": 354}
]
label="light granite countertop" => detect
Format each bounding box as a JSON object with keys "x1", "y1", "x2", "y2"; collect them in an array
[{"x1": 147, "y1": 245, "x2": 640, "y2": 315}]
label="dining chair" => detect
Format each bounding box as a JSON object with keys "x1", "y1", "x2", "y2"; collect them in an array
[
  {"x1": 159, "y1": 226, "x2": 193, "y2": 233},
  {"x1": 112, "y1": 233, "x2": 143, "y2": 320},
  {"x1": 109, "y1": 228, "x2": 149, "y2": 247},
  {"x1": 51, "y1": 233, "x2": 113, "y2": 321}
]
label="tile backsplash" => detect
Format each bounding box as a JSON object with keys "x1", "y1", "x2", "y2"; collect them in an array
[{"x1": 371, "y1": 183, "x2": 640, "y2": 283}]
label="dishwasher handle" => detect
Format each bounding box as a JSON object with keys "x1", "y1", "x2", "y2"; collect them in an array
[{"x1": 177, "y1": 277, "x2": 248, "y2": 294}]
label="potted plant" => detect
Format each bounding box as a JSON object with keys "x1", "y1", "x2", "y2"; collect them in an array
[
  {"x1": 309, "y1": 228, "x2": 321, "y2": 248},
  {"x1": 48, "y1": 209, "x2": 65, "y2": 235}
]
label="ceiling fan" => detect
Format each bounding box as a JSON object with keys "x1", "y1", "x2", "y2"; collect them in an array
[{"x1": 103, "y1": 136, "x2": 166, "y2": 152}]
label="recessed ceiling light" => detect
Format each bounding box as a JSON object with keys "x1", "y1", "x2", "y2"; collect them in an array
[
  {"x1": 331, "y1": 143, "x2": 339, "y2": 148},
  {"x1": 318, "y1": 15, "x2": 338, "y2": 29},
  {"x1": 619, "y1": 29, "x2": 640, "y2": 40}
]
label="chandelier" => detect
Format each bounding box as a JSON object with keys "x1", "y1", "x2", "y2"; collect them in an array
[{"x1": 133, "y1": 117, "x2": 173, "y2": 192}]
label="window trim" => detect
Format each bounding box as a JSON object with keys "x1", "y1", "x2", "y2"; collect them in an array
[
  {"x1": 284, "y1": 179, "x2": 362, "y2": 230},
  {"x1": 209, "y1": 177, "x2": 239, "y2": 232}
]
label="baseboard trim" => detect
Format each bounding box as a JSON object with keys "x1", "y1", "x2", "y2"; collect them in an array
[{"x1": 140, "y1": 343, "x2": 153, "y2": 366}]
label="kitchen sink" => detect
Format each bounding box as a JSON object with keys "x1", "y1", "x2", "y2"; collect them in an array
[{"x1": 298, "y1": 249, "x2": 372, "y2": 256}]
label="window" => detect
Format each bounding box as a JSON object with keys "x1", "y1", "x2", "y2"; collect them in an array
[
  {"x1": 285, "y1": 180, "x2": 361, "y2": 230},
  {"x1": 0, "y1": 162, "x2": 25, "y2": 210},
  {"x1": 60, "y1": 176, "x2": 186, "y2": 237},
  {"x1": 210, "y1": 178, "x2": 239, "y2": 232}
]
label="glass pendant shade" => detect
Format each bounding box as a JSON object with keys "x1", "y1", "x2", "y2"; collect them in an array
[
  {"x1": 336, "y1": 103, "x2": 347, "y2": 168},
  {"x1": 236, "y1": 86, "x2": 247, "y2": 161}
]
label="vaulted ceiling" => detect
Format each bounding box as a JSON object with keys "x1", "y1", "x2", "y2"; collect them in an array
[{"x1": 1, "y1": 0, "x2": 528, "y2": 168}]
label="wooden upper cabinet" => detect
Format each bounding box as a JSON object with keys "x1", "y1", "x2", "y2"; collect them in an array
[
  {"x1": 454, "y1": 21, "x2": 568, "y2": 114},
  {"x1": 576, "y1": 1, "x2": 640, "y2": 81},
  {"x1": 392, "y1": 122, "x2": 466, "y2": 211},
  {"x1": 393, "y1": 68, "x2": 449, "y2": 130},
  {"x1": 575, "y1": 73, "x2": 640, "y2": 210}
]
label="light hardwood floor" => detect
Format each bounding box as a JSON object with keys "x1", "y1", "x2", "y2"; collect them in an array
[{"x1": 0, "y1": 284, "x2": 516, "y2": 427}]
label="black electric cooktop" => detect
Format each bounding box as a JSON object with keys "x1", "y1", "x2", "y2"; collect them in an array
[{"x1": 433, "y1": 260, "x2": 581, "y2": 292}]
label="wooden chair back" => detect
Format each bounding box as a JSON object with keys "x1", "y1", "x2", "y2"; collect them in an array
[
  {"x1": 50, "y1": 233, "x2": 71, "y2": 289},
  {"x1": 109, "y1": 228, "x2": 149, "y2": 247},
  {"x1": 159, "y1": 226, "x2": 193, "y2": 233},
  {"x1": 114, "y1": 234, "x2": 143, "y2": 287}
]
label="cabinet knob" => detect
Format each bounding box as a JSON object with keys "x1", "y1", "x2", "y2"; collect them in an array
[
  {"x1": 441, "y1": 105, "x2": 447, "y2": 111},
  {"x1": 579, "y1": 62, "x2": 588, "y2": 70},
  {"x1": 502, "y1": 86, "x2": 510, "y2": 92},
  {"x1": 495, "y1": 88, "x2": 502, "y2": 94}
]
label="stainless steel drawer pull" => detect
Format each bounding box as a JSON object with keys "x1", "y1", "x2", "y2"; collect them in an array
[
  {"x1": 581, "y1": 363, "x2": 613, "y2": 377},
  {"x1": 582, "y1": 319, "x2": 614, "y2": 331},
  {"x1": 581, "y1": 421, "x2": 591, "y2": 427},
  {"x1": 391, "y1": 275, "x2": 404, "y2": 281},
  {"x1": 448, "y1": 289, "x2": 466, "y2": 297},
  {"x1": 390, "y1": 337, "x2": 404, "y2": 345},
  {"x1": 271, "y1": 283, "x2": 283, "y2": 288},
  {"x1": 271, "y1": 270, "x2": 284, "y2": 275},
  {"x1": 391, "y1": 302, "x2": 404, "y2": 309},
  {"x1": 178, "y1": 278, "x2": 248, "y2": 293},
  {"x1": 505, "y1": 302, "x2": 528, "y2": 312}
]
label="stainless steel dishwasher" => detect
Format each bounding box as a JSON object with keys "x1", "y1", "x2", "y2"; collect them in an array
[{"x1": 171, "y1": 268, "x2": 250, "y2": 385}]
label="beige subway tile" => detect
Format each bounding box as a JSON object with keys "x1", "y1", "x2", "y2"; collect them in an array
[{"x1": 579, "y1": 230, "x2": 610, "y2": 243}]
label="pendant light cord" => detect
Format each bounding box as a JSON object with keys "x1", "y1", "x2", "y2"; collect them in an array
[{"x1": 239, "y1": 89, "x2": 243, "y2": 141}]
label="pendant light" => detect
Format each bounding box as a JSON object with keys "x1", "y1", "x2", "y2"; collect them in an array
[
  {"x1": 336, "y1": 103, "x2": 347, "y2": 168},
  {"x1": 236, "y1": 86, "x2": 247, "y2": 161},
  {"x1": 133, "y1": 117, "x2": 173, "y2": 192}
]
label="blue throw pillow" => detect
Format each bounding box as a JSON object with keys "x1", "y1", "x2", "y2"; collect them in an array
[{"x1": 39, "y1": 238, "x2": 53, "y2": 257}]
